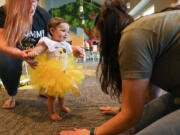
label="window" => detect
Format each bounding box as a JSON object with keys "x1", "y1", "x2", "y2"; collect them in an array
[{"x1": 142, "y1": 5, "x2": 155, "y2": 16}]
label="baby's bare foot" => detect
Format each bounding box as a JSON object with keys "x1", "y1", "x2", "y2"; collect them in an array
[
  {"x1": 59, "y1": 106, "x2": 71, "y2": 113},
  {"x1": 50, "y1": 113, "x2": 62, "y2": 121}
]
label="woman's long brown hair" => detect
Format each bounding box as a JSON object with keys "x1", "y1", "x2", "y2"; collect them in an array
[
  {"x1": 95, "y1": 0, "x2": 134, "y2": 101},
  {"x1": 3, "y1": 0, "x2": 32, "y2": 47}
]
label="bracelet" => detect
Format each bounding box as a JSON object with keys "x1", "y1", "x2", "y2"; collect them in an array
[{"x1": 90, "y1": 128, "x2": 95, "y2": 135}]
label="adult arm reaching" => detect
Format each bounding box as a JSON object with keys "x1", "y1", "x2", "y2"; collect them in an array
[
  {"x1": 60, "y1": 78, "x2": 149, "y2": 135},
  {"x1": 0, "y1": 29, "x2": 28, "y2": 59},
  {"x1": 0, "y1": 29, "x2": 38, "y2": 68},
  {"x1": 99, "y1": 84, "x2": 161, "y2": 115}
]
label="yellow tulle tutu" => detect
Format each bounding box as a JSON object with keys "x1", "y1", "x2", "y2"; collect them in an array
[{"x1": 29, "y1": 53, "x2": 84, "y2": 97}]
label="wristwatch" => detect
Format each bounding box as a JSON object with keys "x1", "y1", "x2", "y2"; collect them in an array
[{"x1": 90, "y1": 128, "x2": 95, "y2": 135}]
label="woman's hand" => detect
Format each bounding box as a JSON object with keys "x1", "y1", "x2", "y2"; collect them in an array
[
  {"x1": 72, "y1": 46, "x2": 84, "y2": 58},
  {"x1": 22, "y1": 50, "x2": 38, "y2": 69},
  {"x1": 60, "y1": 128, "x2": 90, "y2": 135},
  {"x1": 20, "y1": 50, "x2": 28, "y2": 59},
  {"x1": 24, "y1": 58, "x2": 38, "y2": 69},
  {"x1": 99, "y1": 107, "x2": 120, "y2": 115}
]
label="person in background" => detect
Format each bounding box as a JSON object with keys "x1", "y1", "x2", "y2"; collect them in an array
[
  {"x1": 99, "y1": 0, "x2": 180, "y2": 116},
  {"x1": 84, "y1": 39, "x2": 90, "y2": 51},
  {"x1": 60, "y1": 0, "x2": 180, "y2": 134},
  {"x1": 83, "y1": 39, "x2": 90, "y2": 61},
  {"x1": 161, "y1": 0, "x2": 180, "y2": 12},
  {"x1": 170, "y1": 0, "x2": 180, "y2": 7}
]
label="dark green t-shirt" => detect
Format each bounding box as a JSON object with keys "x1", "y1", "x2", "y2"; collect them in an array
[{"x1": 119, "y1": 10, "x2": 180, "y2": 96}]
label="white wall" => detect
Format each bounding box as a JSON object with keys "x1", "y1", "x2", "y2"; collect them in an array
[
  {"x1": 39, "y1": 0, "x2": 47, "y2": 9},
  {"x1": 133, "y1": 0, "x2": 172, "y2": 18},
  {"x1": 0, "y1": 0, "x2": 5, "y2": 6},
  {"x1": 154, "y1": 0, "x2": 172, "y2": 12},
  {"x1": 46, "y1": 0, "x2": 75, "y2": 11}
]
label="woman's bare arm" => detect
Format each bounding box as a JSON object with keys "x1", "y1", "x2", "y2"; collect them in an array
[
  {"x1": 95, "y1": 78, "x2": 150, "y2": 135},
  {"x1": 0, "y1": 29, "x2": 39, "y2": 68},
  {"x1": 0, "y1": 29, "x2": 28, "y2": 59},
  {"x1": 60, "y1": 78, "x2": 150, "y2": 135}
]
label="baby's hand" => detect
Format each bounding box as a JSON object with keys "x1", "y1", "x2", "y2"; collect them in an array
[
  {"x1": 28, "y1": 50, "x2": 38, "y2": 58},
  {"x1": 72, "y1": 46, "x2": 84, "y2": 58}
]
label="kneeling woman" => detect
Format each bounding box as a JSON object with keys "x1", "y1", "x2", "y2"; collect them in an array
[{"x1": 60, "y1": 0, "x2": 180, "y2": 135}]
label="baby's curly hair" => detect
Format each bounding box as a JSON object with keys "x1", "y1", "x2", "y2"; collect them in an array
[{"x1": 47, "y1": 17, "x2": 67, "y2": 36}]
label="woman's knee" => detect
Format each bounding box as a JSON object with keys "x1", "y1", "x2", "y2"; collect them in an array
[{"x1": 145, "y1": 84, "x2": 162, "y2": 103}]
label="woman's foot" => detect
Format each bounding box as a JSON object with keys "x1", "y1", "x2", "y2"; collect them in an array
[
  {"x1": 50, "y1": 113, "x2": 62, "y2": 121},
  {"x1": 99, "y1": 107, "x2": 120, "y2": 115},
  {"x1": 2, "y1": 97, "x2": 16, "y2": 109},
  {"x1": 59, "y1": 106, "x2": 71, "y2": 113}
]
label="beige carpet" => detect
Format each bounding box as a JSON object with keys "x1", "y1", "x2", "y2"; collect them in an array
[{"x1": 0, "y1": 62, "x2": 132, "y2": 135}]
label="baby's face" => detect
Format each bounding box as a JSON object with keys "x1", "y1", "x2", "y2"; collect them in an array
[{"x1": 51, "y1": 23, "x2": 69, "y2": 42}]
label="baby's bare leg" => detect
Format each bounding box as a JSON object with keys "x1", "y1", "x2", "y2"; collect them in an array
[
  {"x1": 58, "y1": 97, "x2": 70, "y2": 113},
  {"x1": 47, "y1": 96, "x2": 62, "y2": 121}
]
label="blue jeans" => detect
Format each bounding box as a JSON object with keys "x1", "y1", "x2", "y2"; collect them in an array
[
  {"x1": 0, "y1": 51, "x2": 23, "y2": 96},
  {"x1": 135, "y1": 93, "x2": 180, "y2": 135}
]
